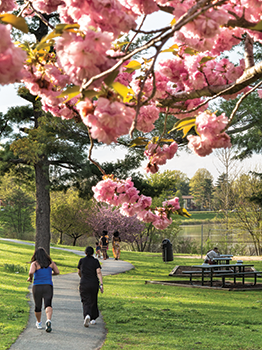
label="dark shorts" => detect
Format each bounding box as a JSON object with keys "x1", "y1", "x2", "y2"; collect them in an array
[{"x1": 32, "y1": 284, "x2": 53, "y2": 312}]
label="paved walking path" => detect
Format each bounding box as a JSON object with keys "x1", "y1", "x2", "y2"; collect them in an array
[{"x1": 1, "y1": 239, "x2": 134, "y2": 350}]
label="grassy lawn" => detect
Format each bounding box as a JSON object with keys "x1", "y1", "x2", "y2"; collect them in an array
[
  {"x1": 100, "y1": 251, "x2": 262, "y2": 350},
  {"x1": 0, "y1": 240, "x2": 82, "y2": 350},
  {"x1": 1, "y1": 240, "x2": 262, "y2": 350},
  {"x1": 174, "y1": 211, "x2": 219, "y2": 225}
]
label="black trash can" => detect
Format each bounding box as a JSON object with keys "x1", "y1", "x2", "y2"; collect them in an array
[{"x1": 162, "y1": 239, "x2": 173, "y2": 262}]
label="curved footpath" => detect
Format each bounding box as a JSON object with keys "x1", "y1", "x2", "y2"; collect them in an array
[{"x1": 0, "y1": 239, "x2": 134, "y2": 350}]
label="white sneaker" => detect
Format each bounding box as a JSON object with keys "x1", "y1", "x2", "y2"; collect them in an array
[
  {"x1": 90, "y1": 320, "x2": 96, "y2": 325},
  {"x1": 36, "y1": 321, "x2": 42, "y2": 329},
  {"x1": 84, "y1": 315, "x2": 90, "y2": 327},
  {"x1": 45, "y1": 320, "x2": 52, "y2": 332}
]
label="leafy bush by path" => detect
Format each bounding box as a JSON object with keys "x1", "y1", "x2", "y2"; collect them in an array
[{"x1": 0, "y1": 241, "x2": 81, "y2": 350}]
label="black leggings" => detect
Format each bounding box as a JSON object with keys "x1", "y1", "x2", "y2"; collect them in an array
[{"x1": 32, "y1": 284, "x2": 53, "y2": 312}]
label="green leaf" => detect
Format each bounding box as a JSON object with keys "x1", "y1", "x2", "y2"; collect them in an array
[
  {"x1": 124, "y1": 60, "x2": 141, "y2": 70},
  {"x1": 82, "y1": 90, "x2": 100, "y2": 99},
  {"x1": 0, "y1": 14, "x2": 28, "y2": 33},
  {"x1": 184, "y1": 47, "x2": 198, "y2": 55},
  {"x1": 151, "y1": 136, "x2": 159, "y2": 144},
  {"x1": 129, "y1": 137, "x2": 148, "y2": 147},
  {"x1": 111, "y1": 82, "x2": 134, "y2": 103},
  {"x1": 170, "y1": 18, "x2": 176, "y2": 26},
  {"x1": 55, "y1": 23, "x2": 80, "y2": 33},
  {"x1": 200, "y1": 56, "x2": 215, "y2": 65},
  {"x1": 249, "y1": 20, "x2": 262, "y2": 32},
  {"x1": 104, "y1": 70, "x2": 119, "y2": 87},
  {"x1": 169, "y1": 117, "x2": 196, "y2": 137},
  {"x1": 159, "y1": 138, "x2": 175, "y2": 143},
  {"x1": 35, "y1": 42, "x2": 52, "y2": 51},
  {"x1": 176, "y1": 208, "x2": 191, "y2": 218},
  {"x1": 57, "y1": 85, "x2": 80, "y2": 100},
  {"x1": 39, "y1": 31, "x2": 62, "y2": 44},
  {"x1": 161, "y1": 44, "x2": 179, "y2": 53}
]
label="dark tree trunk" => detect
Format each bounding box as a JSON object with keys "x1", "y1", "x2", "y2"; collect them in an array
[
  {"x1": 59, "y1": 231, "x2": 63, "y2": 244},
  {"x1": 35, "y1": 157, "x2": 51, "y2": 254}
]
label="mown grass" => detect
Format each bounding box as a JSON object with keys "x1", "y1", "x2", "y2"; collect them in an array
[
  {"x1": 1, "y1": 240, "x2": 262, "y2": 350},
  {"x1": 0, "y1": 240, "x2": 82, "y2": 350},
  {"x1": 176, "y1": 211, "x2": 218, "y2": 224},
  {"x1": 99, "y1": 251, "x2": 262, "y2": 350}
]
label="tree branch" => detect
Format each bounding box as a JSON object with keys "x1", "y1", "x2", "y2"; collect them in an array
[
  {"x1": 81, "y1": 0, "x2": 227, "y2": 92},
  {"x1": 158, "y1": 60, "x2": 262, "y2": 107}
]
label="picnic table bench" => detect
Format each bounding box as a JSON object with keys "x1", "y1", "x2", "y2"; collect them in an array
[
  {"x1": 182, "y1": 269, "x2": 232, "y2": 285},
  {"x1": 184, "y1": 264, "x2": 261, "y2": 287},
  {"x1": 214, "y1": 270, "x2": 262, "y2": 287}
]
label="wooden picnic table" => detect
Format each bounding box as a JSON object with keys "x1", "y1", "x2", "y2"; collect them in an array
[
  {"x1": 213, "y1": 257, "x2": 232, "y2": 264},
  {"x1": 190, "y1": 263, "x2": 256, "y2": 287},
  {"x1": 219, "y1": 254, "x2": 234, "y2": 257}
]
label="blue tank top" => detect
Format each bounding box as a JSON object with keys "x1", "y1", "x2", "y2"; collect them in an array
[{"x1": 33, "y1": 266, "x2": 53, "y2": 286}]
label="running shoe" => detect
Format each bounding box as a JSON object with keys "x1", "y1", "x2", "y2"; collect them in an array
[
  {"x1": 90, "y1": 320, "x2": 96, "y2": 325},
  {"x1": 45, "y1": 320, "x2": 52, "y2": 332},
  {"x1": 84, "y1": 315, "x2": 90, "y2": 327},
  {"x1": 36, "y1": 321, "x2": 42, "y2": 330}
]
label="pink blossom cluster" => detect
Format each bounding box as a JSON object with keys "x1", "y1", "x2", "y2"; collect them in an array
[
  {"x1": 23, "y1": 64, "x2": 78, "y2": 119},
  {"x1": 31, "y1": 0, "x2": 64, "y2": 14},
  {"x1": 169, "y1": 98, "x2": 208, "y2": 120},
  {"x1": 92, "y1": 176, "x2": 180, "y2": 229},
  {"x1": 114, "y1": 60, "x2": 136, "y2": 87},
  {"x1": 55, "y1": 31, "x2": 114, "y2": 87},
  {"x1": 158, "y1": 55, "x2": 244, "y2": 95},
  {"x1": 223, "y1": 0, "x2": 262, "y2": 23},
  {"x1": 144, "y1": 142, "x2": 178, "y2": 174},
  {"x1": 0, "y1": 0, "x2": 17, "y2": 12},
  {"x1": 131, "y1": 71, "x2": 171, "y2": 100},
  {"x1": 136, "y1": 104, "x2": 160, "y2": 132},
  {"x1": 59, "y1": 0, "x2": 136, "y2": 39},
  {"x1": 77, "y1": 97, "x2": 135, "y2": 144},
  {"x1": 187, "y1": 111, "x2": 232, "y2": 157},
  {"x1": 0, "y1": 24, "x2": 26, "y2": 85},
  {"x1": 118, "y1": 0, "x2": 158, "y2": 15}
]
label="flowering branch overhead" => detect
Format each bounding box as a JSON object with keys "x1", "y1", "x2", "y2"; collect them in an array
[{"x1": 2, "y1": 0, "x2": 262, "y2": 229}]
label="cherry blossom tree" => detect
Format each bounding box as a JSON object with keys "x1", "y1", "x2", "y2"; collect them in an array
[
  {"x1": 1, "y1": 0, "x2": 262, "y2": 238},
  {"x1": 85, "y1": 201, "x2": 146, "y2": 247}
]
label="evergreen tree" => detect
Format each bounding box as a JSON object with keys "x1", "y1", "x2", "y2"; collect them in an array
[
  {"x1": 0, "y1": 97, "x2": 145, "y2": 252},
  {"x1": 189, "y1": 169, "x2": 213, "y2": 210}
]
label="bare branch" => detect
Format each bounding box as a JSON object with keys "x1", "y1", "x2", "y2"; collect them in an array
[
  {"x1": 87, "y1": 128, "x2": 106, "y2": 176},
  {"x1": 222, "y1": 79, "x2": 262, "y2": 132},
  {"x1": 244, "y1": 33, "x2": 255, "y2": 69}
]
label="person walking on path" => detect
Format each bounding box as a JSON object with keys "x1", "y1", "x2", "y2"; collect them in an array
[
  {"x1": 112, "y1": 230, "x2": 121, "y2": 260},
  {"x1": 77, "y1": 246, "x2": 104, "y2": 327},
  {"x1": 100, "y1": 230, "x2": 109, "y2": 260},
  {"x1": 27, "y1": 247, "x2": 60, "y2": 332},
  {"x1": 95, "y1": 241, "x2": 101, "y2": 258}
]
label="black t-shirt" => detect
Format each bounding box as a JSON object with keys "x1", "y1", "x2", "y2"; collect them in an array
[
  {"x1": 101, "y1": 236, "x2": 108, "y2": 247},
  {"x1": 77, "y1": 256, "x2": 101, "y2": 285}
]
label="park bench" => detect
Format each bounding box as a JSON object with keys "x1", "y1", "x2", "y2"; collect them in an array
[
  {"x1": 182, "y1": 270, "x2": 210, "y2": 284},
  {"x1": 214, "y1": 270, "x2": 262, "y2": 287},
  {"x1": 182, "y1": 269, "x2": 234, "y2": 285}
]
